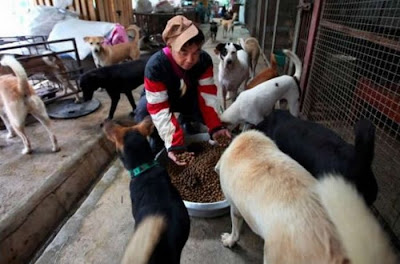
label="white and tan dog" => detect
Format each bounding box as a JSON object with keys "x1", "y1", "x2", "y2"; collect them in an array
[
  {"x1": 315, "y1": 175, "x2": 398, "y2": 264},
  {"x1": 84, "y1": 25, "x2": 141, "y2": 68},
  {"x1": 239, "y1": 37, "x2": 260, "y2": 78},
  {"x1": 215, "y1": 130, "x2": 349, "y2": 264},
  {"x1": 221, "y1": 12, "x2": 237, "y2": 38},
  {"x1": 220, "y1": 49, "x2": 301, "y2": 126},
  {"x1": 0, "y1": 56, "x2": 59, "y2": 154},
  {"x1": 214, "y1": 42, "x2": 249, "y2": 109}
]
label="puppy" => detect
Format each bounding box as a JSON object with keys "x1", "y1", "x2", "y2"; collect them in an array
[
  {"x1": 210, "y1": 21, "x2": 218, "y2": 42},
  {"x1": 220, "y1": 49, "x2": 301, "y2": 126},
  {"x1": 80, "y1": 55, "x2": 150, "y2": 120},
  {"x1": 220, "y1": 12, "x2": 237, "y2": 38},
  {"x1": 103, "y1": 118, "x2": 190, "y2": 264},
  {"x1": 315, "y1": 175, "x2": 398, "y2": 264},
  {"x1": 239, "y1": 37, "x2": 260, "y2": 78},
  {"x1": 255, "y1": 110, "x2": 378, "y2": 205},
  {"x1": 0, "y1": 51, "x2": 81, "y2": 103},
  {"x1": 215, "y1": 130, "x2": 349, "y2": 264},
  {"x1": 0, "y1": 56, "x2": 59, "y2": 154},
  {"x1": 214, "y1": 42, "x2": 249, "y2": 109},
  {"x1": 245, "y1": 53, "x2": 278, "y2": 90},
  {"x1": 84, "y1": 25, "x2": 141, "y2": 68}
]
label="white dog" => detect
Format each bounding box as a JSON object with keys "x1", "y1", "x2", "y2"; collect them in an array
[
  {"x1": 220, "y1": 49, "x2": 301, "y2": 126},
  {"x1": 214, "y1": 42, "x2": 249, "y2": 109},
  {"x1": 316, "y1": 175, "x2": 398, "y2": 264},
  {"x1": 215, "y1": 130, "x2": 349, "y2": 264}
]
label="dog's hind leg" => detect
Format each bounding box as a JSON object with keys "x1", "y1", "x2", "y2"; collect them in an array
[
  {"x1": 108, "y1": 94, "x2": 121, "y2": 120},
  {"x1": 125, "y1": 92, "x2": 137, "y2": 117},
  {"x1": 221, "y1": 203, "x2": 243, "y2": 248},
  {"x1": 0, "y1": 112, "x2": 16, "y2": 138},
  {"x1": 29, "y1": 97, "x2": 59, "y2": 152}
]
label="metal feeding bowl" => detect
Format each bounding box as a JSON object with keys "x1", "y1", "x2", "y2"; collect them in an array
[{"x1": 155, "y1": 133, "x2": 230, "y2": 218}]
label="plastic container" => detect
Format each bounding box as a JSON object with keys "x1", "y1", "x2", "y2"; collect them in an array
[{"x1": 155, "y1": 133, "x2": 230, "y2": 218}]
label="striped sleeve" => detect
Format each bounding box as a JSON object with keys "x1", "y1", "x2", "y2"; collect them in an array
[
  {"x1": 145, "y1": 78, "x2": 184, "y2": 150},
  {"x1": 197, "y1": 66, "x2": 223, "y2": 132}
]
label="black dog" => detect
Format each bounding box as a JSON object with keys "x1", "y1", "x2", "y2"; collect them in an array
[
  {"x1": 210, "y1": 21, "x2": 218, "y2": 42},
  {"x1": 80, "y1": 53, "x2": 153, "y2": 120},
  {"x1": 255, "y1": 110, "x2": 378, "y2": 205},
  {"x1": 103, "y1": 118, "x2": 190, "y2": 264}
]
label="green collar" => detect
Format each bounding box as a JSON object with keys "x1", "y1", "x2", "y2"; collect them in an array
[{"x1": 128, "y1": 160, "x2": 159, "y2": 178}]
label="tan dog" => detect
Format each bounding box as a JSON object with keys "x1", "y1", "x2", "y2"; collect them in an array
[
  {"x1": 239, "y1": 37, "x2": 260, "y2": 78},
  {"x1": 0, "y1": 51, "x2": 81, "y2": 102},
  {"x1": 84, "y1": 25, "x2": 141, "y2": 68},
  {"x1": 221, "y1": 12, "x2": 237, "y2": 38},
  {"x1": 245, "y1": 53, "x2": 279, "y2": 90},
  {"x1": 215, "y1": 130, "x2": 349, "y2": 264},
  {"x1": 0, "y1": 56, "x2": 59, "y2": 154}
]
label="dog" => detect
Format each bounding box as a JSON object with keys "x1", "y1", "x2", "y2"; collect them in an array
[
  {"x1": 80, "y1": 54, "x2": 152, "y2": 120},
  {"x1": 246, "y1": 53, "x2": 278, "y2": 90},
  {"x1": 315, "y1": 175, "x2": 398, "y2": 264},
  {"x1": 210, "y1": 21, "x2": 218, "y2": 42},
  {"x1": 84, "y1": 25, "x2": 141, "y2": 68},
  {"x1": 220, "y1": 12, "x2": 237, "y2": 38},
  {"x1": 239, "y1": 37, "x2": 260, "y2": 78},
  {"x1": 215, "y1": 130, "x2": 349, "y2": 264},
  {"x1": 255, "y1": 110, "x2": 378, "y2": 205},
  {"x1": 103, "y1": 118, "x2": 190, "y2": 264},
  {"x1": 0, "y1": 56, "x2": 59, "y2": 154},
  {"x1": 0, "y1": 51, "x2": 81, "y2": 103},
  {"x1": 214, "y1": 42, "x2": 249, "y2": 109},
  {"x1": 220, "y1": 49, "x2": 301, "y2": 126}
]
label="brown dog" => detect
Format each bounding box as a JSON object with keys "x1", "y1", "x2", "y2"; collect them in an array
[
  {"x1": 221, "y1": 12, "x2": 237, "y2": 38},
  {"x1": 215, "y1": 130, "x2": 349, "y2": 264},
  {"x1": 245, "y1": 53, "x2": 278, "y2": 90},
  {"x1": 0, "y1": 56, "x2": 59, "y2": 154},
  {"x1": 0, "y1": 51, "x2": 81, "y2": 102},
  {"x1": 84, "y1": 25, "x2": 141, "y2": 68}
]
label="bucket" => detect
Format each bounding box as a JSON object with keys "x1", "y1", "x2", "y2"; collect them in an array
[{"x1": 273, "y1": 50, "x2": 286, "y2": 67}]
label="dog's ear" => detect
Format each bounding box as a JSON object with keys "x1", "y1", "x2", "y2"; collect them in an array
[
  {"x1": 102, "y1": 120, "x2": 125, "y2": 151},
  {"x1": 83, "y1": 37, "x2": 90, "y2": 43},
  {"x1": 233, "y1": 44, "x2": 243, "y2": 51},
  {"x1": 136, "y1": 116, "x2": 154, "y2": 137},
  {"x1": 214, "y1": 43, "x2": 225, "y2": 55}
]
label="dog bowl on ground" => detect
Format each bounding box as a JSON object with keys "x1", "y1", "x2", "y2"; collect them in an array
[
  {"x1": 156, "y1": 133, "x2": 230, "y2": 218},
  {"x1": 47, "y1": 98, "x2": 100, "y2": 119}
]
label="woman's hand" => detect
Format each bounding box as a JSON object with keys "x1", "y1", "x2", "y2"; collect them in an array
[
  {"x1": 168, "y1": 151, "x2": 195, "y2": 166},
  {"x1": 212, "y1": 128, "x2": 232, "y2": 147}
]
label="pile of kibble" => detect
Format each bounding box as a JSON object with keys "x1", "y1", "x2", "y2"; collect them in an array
[{"x1": 166, "y1": 139, "x2": 229, "y2": 203}]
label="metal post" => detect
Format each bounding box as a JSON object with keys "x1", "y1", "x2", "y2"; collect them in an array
[
  {"x1": 271, "y1": 0, "x2": 281, "y2": 53},
  {"x1": 256, "y1": 0, "x2": 262, "y2": 38},
  {"x1": 261, "y1": 0, "x2": 269, "y2": 55}
]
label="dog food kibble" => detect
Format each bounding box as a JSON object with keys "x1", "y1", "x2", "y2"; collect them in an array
[
  {"x1": 215, "y1": 135, "x2": 231, "y2": 147},
  {"x1": 167, "y1": 142, "x2": 227, "y2": 203},
  {"x1": 175, "y1": 152, "x2": 195, "y2": 164}
]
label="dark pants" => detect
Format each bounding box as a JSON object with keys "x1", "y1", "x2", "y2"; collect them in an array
[{"x1": 135, "y1": 92, "x2": 204, "y2": 153}]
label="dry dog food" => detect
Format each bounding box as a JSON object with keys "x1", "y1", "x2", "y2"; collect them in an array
[
  {"x1": 167, "y1": 141, "x2": 226, "y2": 203},
  {"x1": 175, "y1": 152, "x2": 195, "y2": 164}
]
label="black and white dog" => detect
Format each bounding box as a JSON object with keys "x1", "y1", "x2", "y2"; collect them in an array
[
  {"x1": 103, "y1": 118, "x2": 190, "y2": 264},
  {"x1": 220, "y1": 49, "x2": 301, "y2": 127},
  {"x1": 255, "y1": 110, "x2": 378, "y2": 205},
  {"x1": 214, "y1": 42, "x2": 249, "y2": 109},
  {"x1": 80, "y1": 53, "x2": 153, "y2": 120}
]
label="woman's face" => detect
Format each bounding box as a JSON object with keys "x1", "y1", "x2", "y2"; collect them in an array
[{"x1": 171, "y1": 43, "x2": 201, "y2": 70}]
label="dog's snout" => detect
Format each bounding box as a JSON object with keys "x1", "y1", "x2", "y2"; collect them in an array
[
  {"x1": 227, "y1": 60, "x2": 232, "y2": 65},
  {"x1": 94, "y1": 49, "x2": 100, "y2": 53}
]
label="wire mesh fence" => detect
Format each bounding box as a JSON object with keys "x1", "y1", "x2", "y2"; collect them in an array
[{"x1": 302, "y1": 0, "x2": 400, "y2": 248}]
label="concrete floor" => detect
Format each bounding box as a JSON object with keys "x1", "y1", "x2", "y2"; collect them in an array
[{"x1": 0, "y1": 24, "x2": 267, "y2": 264}]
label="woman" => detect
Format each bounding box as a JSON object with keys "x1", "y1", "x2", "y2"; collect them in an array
[{"x1": 135, "y1": 15, "x2": 231, "y2": 166}]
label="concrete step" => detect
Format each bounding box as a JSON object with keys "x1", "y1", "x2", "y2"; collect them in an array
[{"x1": 34, "y1": 159, "x2": 263, "y2": 264}]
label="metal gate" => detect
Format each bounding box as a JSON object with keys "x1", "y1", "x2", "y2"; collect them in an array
[{"x1": 302, "y1": 0, "x2": 400, "y2": 248}]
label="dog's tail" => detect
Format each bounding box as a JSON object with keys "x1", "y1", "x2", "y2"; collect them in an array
[
  {"x1": 126, "y1": 24, "x2": 141, "y2": 45},
  {"x1": 121, "y1": 215, "x2": 166, "y2": 264},
  {"x1": 315, "y1": 175, "x2": 397, "y2": 264},
  {"x1": 0, "y1": 55, "x2": 30, "y2": 94},
  {"x1": 282, "y1": 49, "x2": 302, "y2": 81}
]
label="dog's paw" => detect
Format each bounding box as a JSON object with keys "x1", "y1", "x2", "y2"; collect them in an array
[
  {"x1": 6, "y1": 132, "x2": 16, "y2": 139},
  {"x1": 221, "y1": 233, "x2": 237, "y2": 248},
  {"x1": 22, "y1": 147, "x2": 32, "y2": 155},
  {"x1": 52, "y1": 146, "x2": 61, "y2": 153}
]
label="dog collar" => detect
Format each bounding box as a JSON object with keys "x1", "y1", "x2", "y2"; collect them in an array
[{"x1": 129, "y1": 160, "x2": 159, "y2": 178}]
